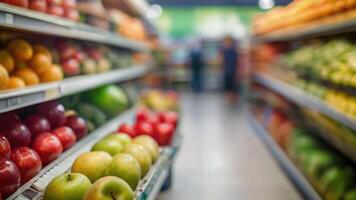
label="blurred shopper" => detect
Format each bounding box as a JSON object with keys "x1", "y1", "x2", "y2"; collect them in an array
[
  {"x1": 189, "y1": 42, "x2": 204, "y2": 93},
  {"x1": 221, "y1": 36, "x2": 238, "y2": 102}
]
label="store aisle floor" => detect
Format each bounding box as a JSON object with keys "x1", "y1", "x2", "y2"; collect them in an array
[{"x1": 158, "y1": 92, "x2": 302, "y2": 200}]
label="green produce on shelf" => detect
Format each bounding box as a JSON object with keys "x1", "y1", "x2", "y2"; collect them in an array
[
  {"x1": 77, "y1": 103, "x2": 107, "y2": 127},
  {"x1": 84, "y1": 85, "x2": 129, "y2": 118},
  {"x1": 320, "y1": 167, "x2": 355, "y2": 200}
]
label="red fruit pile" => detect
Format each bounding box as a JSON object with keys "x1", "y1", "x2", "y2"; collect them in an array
[
  {"x1": 117, "y1": 108, "x2": 178, "y2": 146},
  {"x1": 0, "y1": 0, "x2": 79, "y2": 21},
  {"x1": 0, "y1": 100, "x2": 88, "y2": 199}
]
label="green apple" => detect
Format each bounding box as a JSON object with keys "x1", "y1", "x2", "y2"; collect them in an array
[
  {"x1": 133, "y1": 135, "x2": 159, "y2": 163},
  {"x1": 105, "y1": 153, "x2": 141, "y2": 190},
  {"x1": 92, "y1": 138, "x2": 124, "y2": 156},
  {"x1": 304, "y1": 150, "x2": 336, "y2": 178},
  {"x1": 71, "y1": 151, "x2": 112, "y2": 183},
  {"x1": 104, "y1": 133, "x2": 132, "y2": 146},
  {"x1": 44, "y1": 173, "x2": 92, "y2": 200},
  {"x1": 84, "y1": 176, "x2": 134, "y2": 200},
  {"x1": 122, "y1": 143, "x2": 152, "y2": 177}
]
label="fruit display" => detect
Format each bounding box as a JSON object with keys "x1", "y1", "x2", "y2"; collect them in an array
[
  {"x1": 0, "y1": 100, "x2": 89, "y2": 198},
  {"x1": 140, "y1": 90, "x2": 180, "y2": 112},
  {"x1": 250, "y1": 94, "x2": 356, "y2": 200},
  {"x1": 118, "y1": 108, "x2": 179, "y2": 146},
  {"x1": 253, "y1": 0, "x2": 356, "y2": 36},
  {"x1": 0, "y1": 0, "x2": 79, "y2": 21},
  {"x1": 44, "y1": 132, "x2": 159, "y2": 200}
]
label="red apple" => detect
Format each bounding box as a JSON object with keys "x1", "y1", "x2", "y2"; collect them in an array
[
  {"x1": 10, "y1": 147, "x2": 42, "y2": 184},
  {"x1": 51, "y1": 126, "x2": 76, "y2": 150},
  {"x1": 9, "y1": 0, "x2": 29, "y2": 7},
  {"x1": 64, "y1": 115, "x2": 88, "y2": 140},
  {"x1": 36, "y1": 101, "x2": 66, "y2": 128},
  {"x1": 155, "y1": 122, "x2": 174, "y2": 146},
  {"x1": 46, "y1": 0, "x2": 61, "y2": 5},
  {"x1": 47, "y1": 4, "x2": 64, "y2": 16},
  {"x1": 61, "y1": 0, "x2": 74, "y2": 8},
  {"x1": 32, "y1": 133, "x2": 63, "y2": 165},
  {"x1": 65, "y1": 9, "x2": 79, "y2": 21},
  {"x1": 117, "y1": 123, "x2": 136, "y2": 138},
  {"x1": 136, "y1": 108, "x2": 151, "y2": 122},
  {"x1": 30, "y1": 0, "x2": 47, "y2": 12},
  {"x1": 24, "y1": 114, "x2": 51, "y2": 138},
  {"x1": 134, "y1": 121, "x2": 154, "y2": 137},
  {"x1": 86, "y1": 48, "x2": 102, "y2": 60},
  {"x1": 0, "y1": 135, "x2": 11, "y2": 158},
  {"x1": 0, "y1": 158, "x2": 21, "y2": 198},
  {"x1": 59, "y1": 44, "x2": 76, "y2": 60},
  {"x1": 158, "y1": 112, "x2": 178, "y2": 127},
  {"x1": 61, "y1": 58, "x2": 80, "y2": 75},
  {"x1": 1, "y1": 121, "x2": 31, "y2": 148},
  {"x1": 72, "y1": 51, "x2": 86, "y2": 61}
]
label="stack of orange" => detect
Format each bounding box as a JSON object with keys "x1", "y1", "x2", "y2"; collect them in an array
[
  {"x1": 0, "y1": 39, "x2": 63, "y2": 91},
  {"x1": 253, "y1": 0, "x2": 356, "y2": 36}
]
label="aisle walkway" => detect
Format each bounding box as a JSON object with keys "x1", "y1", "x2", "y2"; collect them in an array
[{"x1": 158, "y1": 93, "x2": 302, "y2": 200}]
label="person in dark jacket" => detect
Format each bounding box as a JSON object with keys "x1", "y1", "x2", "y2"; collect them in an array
[
  {"x1": 189, "y1": 43, "x2": 204, "y2": 93},
  {"x1": 221, "y1": 36, "x2": 238, "y2": 102}
]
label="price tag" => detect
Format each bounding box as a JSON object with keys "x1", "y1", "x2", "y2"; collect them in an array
[
  {"x1": 5, "y1": 13, "x2": 13, "y2": 25},
  {"x1": 7, "y1": 97, "x2": 21, "y2": 107}
]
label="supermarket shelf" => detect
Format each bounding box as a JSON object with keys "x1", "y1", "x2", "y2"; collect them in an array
[
  {"x1": 254, "y1": 18, "x2": 356, "y2": 43},
  {"x1": 253, "y1": 73, "x2": 356, "y2": 131},
  {"x1": 0, "y1": 64, "x2": 152, "y2": 114},
  {"x1": 7, "y1": 106, "x2": 182, "y2": 200},
  {"x1": 247, "y1": 112, "x2": 322, "y2": 200},
  {"x1": 0, "y1": 3, "x2": 149, "y2": 51}
]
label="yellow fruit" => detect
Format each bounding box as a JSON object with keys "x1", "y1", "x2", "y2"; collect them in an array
[
  {"x1": 8, "y1": 39, "x2": 33, "y2": 61},
  {"x1": 30, "y1": 53, "x2": 52, "y2": 75},
  {"x1": 13, "y1": 68, "x2": 40, "y2": 85},
  {"x1": 33, "y1": 45, "x2": 52, "y2": 63},
  {"x1": 0, "y1": 64, "x2": 9, "y2": 89},
  {"x1": 0, "y1": 50, "x2": 14, "y2": 73},
  {"x1": 5, "y1": 76, "x2": 26, "y2": 90},
  {"x1": 40, "y1": 64, "x2": 63, "y2": 82}
]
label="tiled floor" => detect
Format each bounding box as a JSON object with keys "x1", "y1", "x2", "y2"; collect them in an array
[{"x1": 157, "y1": 92, "x2": 302, "y2": 200}]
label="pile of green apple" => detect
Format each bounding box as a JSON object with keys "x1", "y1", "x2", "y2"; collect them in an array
[
  {"x1": 288, "y1": 129, "x2": 356, "y2": 200},
  {"x1": 44, "y1": 133, "x2": 159, "y2": 200},
  {"x1": 280, "y1": 39, "x2": 356, "y2": 88}
]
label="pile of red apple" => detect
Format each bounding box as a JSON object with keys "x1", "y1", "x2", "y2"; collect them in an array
[
  {"x1": 0, "y1": 100, "x2": 88, "y2": 198},
  {"x1": 0, "y1": 0, "x2": 79, "y2": 21},
  {"x1": 55, "y1": 39, "x2": 111, "y2": 76},
  {"x1": 117, "y1": 108, "x2": 179, "y2": 146}
]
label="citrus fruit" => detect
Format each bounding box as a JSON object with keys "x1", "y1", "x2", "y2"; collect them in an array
[
  {"x1": 0, "y1": 64, "x2": 9, "y2": 89},
  {"x1": 13, "y1": 68, "x2": 40, "y2": 85},
  {"x1": 5, "y1": 76, "x2": 26, "y2": 90},
  {"x1": 30, "y1": 53, "x2": 52, "y2": 75},
  {"x1": 8, "y1": 39, "x2": 33, "y2": 61},
  {"x1": 0, "y1": 50, "x2": 14, "y2": 73},
  {"x1": 39, "y1": 64, "x2": 63, "y2": 82},
  {"x1": 33, "y1": 45, "x2": 52, "y2": 63}
]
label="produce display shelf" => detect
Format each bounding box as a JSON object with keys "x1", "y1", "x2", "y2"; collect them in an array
[
  {"x1": 7, "y1": 106, "x2": 182, "y2": 200},
  {"x1": 253, "y1": 73, "x2": 356, "y2": 131},
  {"x1": 0, "y1": 3, "x2": 149, "y2": 51},
  {"x1": 247, "y1": 112, "x2": 322, "y2": 200},
  {"x1": 136, "y1": 133, "x2": 182, "y2": 200},
  {"x1": 253, "y1": 17, "x2": 356, "y2": 43},
  {"x1": 0, "y1": 64, "x2": 151, "y2": 114}
]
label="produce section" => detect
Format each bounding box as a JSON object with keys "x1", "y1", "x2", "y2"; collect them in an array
[{"x1": 249, "y1": 1, "x2": 356, "y2": 199}]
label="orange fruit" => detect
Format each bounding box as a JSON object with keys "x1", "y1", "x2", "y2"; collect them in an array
[
  {"x1": 15, "y1": 61, "x2": 28, "y2": 69},
  {"x1": 30, "y1": 53, "x2": 52, "y2": 75},
  {"x1": 0, "y1": 50, "x2": 14, "y2": 73},
  {"x1": 0, "y1": 64, "x2": 9, "y2": 89},
  {"x1": 5, "y1": 76, "x2": 26, "y2": 90},
  {"x1": 39, "y1": 64, "x2": 63, "y2": 83},
  {"x1": 33, "y1": 45, "x2": 52, "y2": 63},
  {"x1": 8, "y1": 39, "x2": 33, "y2": 61},
  {"x1": 13, "y1": 68, "x2": 40, "y2": 85}
]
